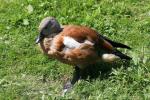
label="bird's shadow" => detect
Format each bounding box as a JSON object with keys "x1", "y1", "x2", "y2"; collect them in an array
[{"x1": 80, "y1": 60, "x2": 131, "y2": 80}]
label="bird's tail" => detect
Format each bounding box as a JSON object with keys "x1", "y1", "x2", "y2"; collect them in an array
[
  {"x1": 113, "y1": 50, "x2": 132, "y2": 60},
  {"x1": 102, "y1": 50, "x2": 131, "y2": 62}
]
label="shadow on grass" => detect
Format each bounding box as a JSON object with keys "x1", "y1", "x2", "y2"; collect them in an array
[{"x1": 80, "y1": 60, "x2": 131, "y2": 80}]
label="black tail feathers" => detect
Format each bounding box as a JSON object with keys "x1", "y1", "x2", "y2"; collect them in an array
[{"x1": 113, "y1": 50, "x2": 132, "y2": 60}]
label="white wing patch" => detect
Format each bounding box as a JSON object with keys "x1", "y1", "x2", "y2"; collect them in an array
[
  {"x1": 63, "y1": 36, "x2": 94, "y2": 49},
  {"x1": 63, "y1": 36, "x2": 81, "y2": 49}
]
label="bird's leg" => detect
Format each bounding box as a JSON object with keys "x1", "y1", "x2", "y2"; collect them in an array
[
  {"x1": 79, "y1": 68, "x2": 87, "y2": 79},
  {"x1": 71, "y1": 66, "x2": 80, "y2": 85},
  {"x1": 63, "y1": 66, "x2": 80, "y2": 94}
]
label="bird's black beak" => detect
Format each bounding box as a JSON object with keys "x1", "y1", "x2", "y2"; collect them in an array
[{"x1": 35, "y1": 32, "x2": 44, "y2": 44}]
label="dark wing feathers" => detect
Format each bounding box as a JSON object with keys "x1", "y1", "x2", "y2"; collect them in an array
[{"x1": 98, "y1": 34, "x2": 131, "y2": 49}]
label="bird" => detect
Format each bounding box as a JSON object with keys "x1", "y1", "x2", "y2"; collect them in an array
[{"x1": 36, "y1": 17, "x2": 132, "y2": 93}]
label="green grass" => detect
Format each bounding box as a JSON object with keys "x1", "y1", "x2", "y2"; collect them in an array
[{"x1": 0, "y1": 0, "x2": 150, "y2": 99}]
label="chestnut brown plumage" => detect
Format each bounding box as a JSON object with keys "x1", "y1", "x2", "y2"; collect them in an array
[{"x1": 36, "y1": 17, "x2": 131, "y2": 93}]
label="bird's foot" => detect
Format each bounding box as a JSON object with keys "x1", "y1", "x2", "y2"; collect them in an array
[{"x1": 62, "y1": 81, "x2": 73, "y2": 96}]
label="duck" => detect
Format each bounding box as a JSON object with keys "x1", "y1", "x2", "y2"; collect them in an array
[{"x1": 36, "y1": 17, "x2": 132, "y2": 93}]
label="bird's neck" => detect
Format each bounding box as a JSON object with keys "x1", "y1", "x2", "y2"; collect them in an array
[{"x1": 49, "y1": 27, "x2": 63, "y2": 37}]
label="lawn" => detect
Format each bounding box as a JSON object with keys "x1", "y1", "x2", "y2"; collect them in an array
[{"x1": 0, "y1": 0, "x2": 150, "y2": 99}]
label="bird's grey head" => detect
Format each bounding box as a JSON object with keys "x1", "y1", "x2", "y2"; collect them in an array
[{"x1": 36, "y1": 17, "x2": 62, "y2": 44}]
